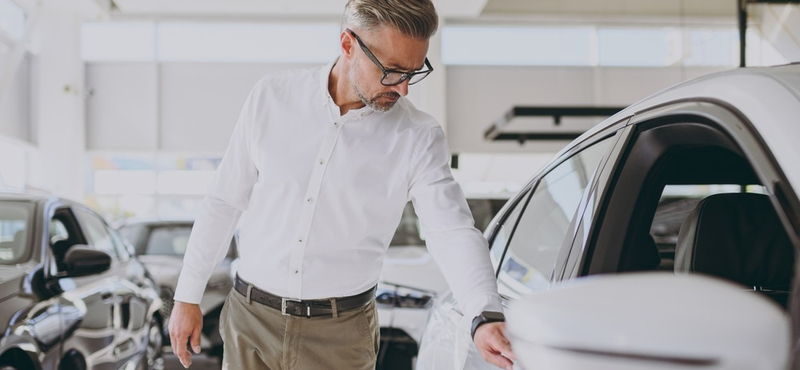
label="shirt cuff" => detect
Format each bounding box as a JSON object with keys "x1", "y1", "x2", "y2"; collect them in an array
[
  {"x1": 461, "y1": 292, "x2": 504, "y2": 323},
  {"x1": 173, "y1": 269, "x2": 208, "y2": 304}
]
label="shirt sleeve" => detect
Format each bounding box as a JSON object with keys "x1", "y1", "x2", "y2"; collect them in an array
[
  {"x1": 408, "y1": 126, "x2": 503, "y2": 322},
  {"x1": 173, "y1": 80, "x2": 262, "y2": 304}
]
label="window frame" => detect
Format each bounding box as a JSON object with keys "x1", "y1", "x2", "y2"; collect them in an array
[
  {"x1": 579, "y1": 100, "x2": 800, "y2": 278},
  {"x1": 487, "y1": 119, "x2": 628, "y2": 299}
]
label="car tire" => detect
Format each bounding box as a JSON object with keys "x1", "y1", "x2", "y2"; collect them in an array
[
  {"x1": 158, "y1": 286, "x2": 174, "y2": 342},
  {"x1": 0, "y1": 366, "x2": 18, "y2": 370},
  {"x1": 146, "y1": 315, "x2": 164, "y2": 370}
]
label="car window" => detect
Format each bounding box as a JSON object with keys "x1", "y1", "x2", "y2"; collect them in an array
[
  {"x1": 107, "y1": 226, "x2": 132, "y2": 261},
  {"x1": 489, "y1": 191, "x2": 529, "y2": 271},
  {"x1": 497, "y1": 138, "x2": 614, "y2": 297},
  {"x1": 145, "y1": 225, "x2": 191, "y2": 255},
  {"x1": 75, "y1": 210, "x2": 119, "y2": 262},
  {"x1": 0, "y1": 201, "x2": 33, "y2": 264},
  {"x1": 50, "y1": 219, "x2": 69, "y2": 244}
]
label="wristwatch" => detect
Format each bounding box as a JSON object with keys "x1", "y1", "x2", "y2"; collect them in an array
[{"x1": 470, "y1": 311, "x2": 505, "y2": 339}]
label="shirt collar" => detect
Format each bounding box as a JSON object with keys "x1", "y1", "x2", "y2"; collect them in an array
[
  {"x1": 319, "y1": 57, "x2": 338, "y2": 106},
  {"x1": 319, "y1": 57, "x2": 377, "y2": 120}
]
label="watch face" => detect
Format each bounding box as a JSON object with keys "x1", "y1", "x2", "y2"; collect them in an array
[{"x1": 482, "y1": 311, "x2": 505, "y2": 321}]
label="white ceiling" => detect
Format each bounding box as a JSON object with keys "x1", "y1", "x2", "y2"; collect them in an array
[
  {"x1": 103, "y1": 0, "x2": 740, "y2": 21},
  {"x1": 108, "y1": 0, "x2": 491, "y2": 19},
  {"x1": 482, "y1": 0, "x2": 737, "y2": 18}
]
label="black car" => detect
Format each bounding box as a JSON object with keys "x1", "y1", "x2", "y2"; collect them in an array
[{"x1": 0, "y1": 193, "x2": 163, "y2": 370}]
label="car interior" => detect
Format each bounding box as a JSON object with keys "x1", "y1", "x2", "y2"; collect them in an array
[{"x1": 593, "y1": 118, "x2": 796, "y2": 309}]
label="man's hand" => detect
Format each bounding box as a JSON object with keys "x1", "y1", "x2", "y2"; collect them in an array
[
  {"x1": 169, "y1": 301, "x2": 203, "y2": 368},
  {"x1": 474, "y1": 322, "x2": 516, "y2": 370}
]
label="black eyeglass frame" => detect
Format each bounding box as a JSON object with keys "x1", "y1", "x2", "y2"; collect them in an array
[{"x1": 347, "y1": 28, "x2": 433, "y2": 86}]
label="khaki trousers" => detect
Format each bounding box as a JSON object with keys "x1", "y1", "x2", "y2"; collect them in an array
[{"x1": 219, "y1": 289, "x2": 380, "y2": 370}]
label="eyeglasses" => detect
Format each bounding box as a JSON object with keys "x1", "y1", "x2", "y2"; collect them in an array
[{"x1": 347, "y1": 28, "x2": 433, "y2": 86}]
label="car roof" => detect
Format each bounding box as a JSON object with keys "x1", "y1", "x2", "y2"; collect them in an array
[{"x1": 571, "y1": 63, "x2": 800, "y2": 194}]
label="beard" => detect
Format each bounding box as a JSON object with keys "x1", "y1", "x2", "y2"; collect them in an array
[{"x1": 349, "y1": 67, "x2": 400, "y2": 112}]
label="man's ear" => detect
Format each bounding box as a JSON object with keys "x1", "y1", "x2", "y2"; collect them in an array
[{"x1": 340, "y1": 30, "x2": 355, "y2": 60}]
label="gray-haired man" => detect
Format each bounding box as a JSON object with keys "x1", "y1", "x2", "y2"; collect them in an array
[{"x1": 168, "y1": 0, "x2": 515, "y2": 369}]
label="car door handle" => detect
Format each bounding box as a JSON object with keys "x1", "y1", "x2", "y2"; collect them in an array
[{"x1": 101, "y1": 292, "x2": 113, "y2": 301}]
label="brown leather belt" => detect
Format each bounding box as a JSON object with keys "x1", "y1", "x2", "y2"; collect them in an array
[{"x1": 234, "y1": 275, "x2": 375, "y2": 318}]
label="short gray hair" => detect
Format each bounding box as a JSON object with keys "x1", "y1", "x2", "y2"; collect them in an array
[{"x1": 342, "y1": 0, "x2": 438, "y2": 40}]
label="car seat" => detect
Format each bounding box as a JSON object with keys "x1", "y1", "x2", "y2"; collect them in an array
[{"x1": 674, "y1": 193, "x2": 794, "y2": 308}]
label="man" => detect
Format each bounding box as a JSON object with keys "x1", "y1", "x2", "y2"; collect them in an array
[{"x1": 169, "y1": 0, "x2": 515, "y2": 369}]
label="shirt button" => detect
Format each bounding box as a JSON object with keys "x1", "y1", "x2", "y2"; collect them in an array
[
  {"x1": 307, "y1": 198, "x2": 313, "y2": 203},
  {"x1": 334, "y1": 122, "x2": 339, "y2": 127},
  {"x1": 298, "y1": 239, "x2": 303, "y2": 243},
  {"x1": 294, "y1": 270, "x2": 299, "y2": 274},
  {"x1": 319, "y1": 159, "x2": 324, "y2": 165}
]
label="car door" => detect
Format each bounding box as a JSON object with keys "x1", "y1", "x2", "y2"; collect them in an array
[
  {"x1": 417, "y1": 126, "x2": 623, "y2": 370},
  {"x1": 73, "y1": 208, "x2": 156, "y2": 368},
  {"x1": 561, "y1": 101, "x2": 800, "y2": 365},
  {"x1": 48, "y1": 206, "x2": 119, "y2": 370}
]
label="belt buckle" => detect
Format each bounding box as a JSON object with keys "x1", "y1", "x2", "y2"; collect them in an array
[{"x1": 281, "y1": 297, "x2": 302, "y2": 316}]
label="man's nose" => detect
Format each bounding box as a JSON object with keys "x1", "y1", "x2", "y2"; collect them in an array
[{"x1": 391, "y1": 79, "x2": 410, "y2": 96}]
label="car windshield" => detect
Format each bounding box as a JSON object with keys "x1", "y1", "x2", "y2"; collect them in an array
[
  {"x1": 389, "y1": 199, "x2": 507, "y2": 247},
  {"x1": 142, "y1": 225, "x2": 192, "y2": 256},
  {"x1": 0, "y1": 201, "x2": 34, "y2": 264}
]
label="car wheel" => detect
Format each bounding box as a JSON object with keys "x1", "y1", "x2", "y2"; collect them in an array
[
  {"x1": 159, "y1": 286, "x2": 175, "y2": 340},
  {"x1": 146, "y1": 315, "x2": 164, "y2": 370},
  {"x1": 0, "y1": 366, "x2": 18, "y2": 370}
]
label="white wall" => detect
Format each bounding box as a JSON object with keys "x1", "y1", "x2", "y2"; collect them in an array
[{"x1": 86, "y1": 62, "x2": 731, "y2": 155}]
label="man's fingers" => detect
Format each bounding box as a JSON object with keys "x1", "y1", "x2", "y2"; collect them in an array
[
  {"x1": 474, "y1": 322, "x2": 516, "y2": 369},
  {"x1": 483, "y1": 351, "x2": 514, "y2": 370},
  {"x1": 169, "y1": 327, "x2": 192, "y2": 368},
  {"x1": 191, "y1": 326, "x2": 202, "y2": 354}
]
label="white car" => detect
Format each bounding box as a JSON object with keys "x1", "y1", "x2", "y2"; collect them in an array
[
  {"x1": 377, "y1": 197, "x2": 508, "y2": 370},
  {"x1": 417, "y1": 63, "x2": 800, "y2": 370}
]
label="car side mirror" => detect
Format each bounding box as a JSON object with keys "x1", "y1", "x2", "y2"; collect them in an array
[
  {"x1": 506, "y1": 273, "x2": 790, "y2": 370},
  {"x1": 63, "y1": 245, "x2": 112, "y2": 277}
]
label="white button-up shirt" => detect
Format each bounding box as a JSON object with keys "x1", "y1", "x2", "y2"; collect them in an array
[{"x1": 174, "y1": 60, "x2": 502, "y2": 320}]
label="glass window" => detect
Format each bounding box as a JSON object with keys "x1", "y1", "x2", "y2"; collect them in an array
[
  {"x1": 497, "y1": 138, "x2": 614, "y2": 297},
  {"x1": 488, "y1": 191, "x2": 529, "y2": 271},
  {"x1": 107, "y1": 227, "x2": 131, "y2": 261},
  {"x1": 49, "y1": 219, "x2": 69, "y2": 244},
  {"x1": 145, "y1": 225, "x2": 192, "y2": 256},
  {"x1": 0, "y1": 201, "x2": 32, "y2": 263},
  {"x1": 75, "y1": 210, "x2": 119, "y2": 261}
]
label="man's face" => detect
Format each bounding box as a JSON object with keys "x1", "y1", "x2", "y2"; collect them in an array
[{"x1": 346, "y1": 26, "x2": 429, "y2": 112}]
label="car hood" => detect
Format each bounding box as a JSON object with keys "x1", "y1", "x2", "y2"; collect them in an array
[
  {"x1": 381, "y1": 246, "x2": 449, "y2": 294},
  {"x1": 0, "y1": 266, "x2": 27, "y2": 301}
]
